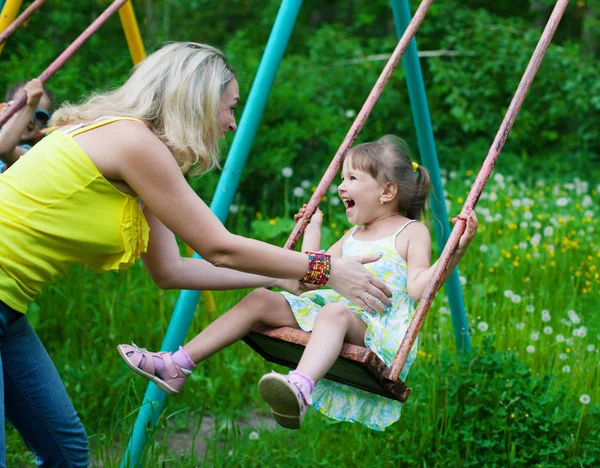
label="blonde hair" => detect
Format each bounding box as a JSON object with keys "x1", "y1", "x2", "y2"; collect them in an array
[
  {"x1": 51, "y1": 42, "x2": 236, "y2": 175},
  {"x1": 341, "y1": 135, "x2": 432, "y2": 219}
]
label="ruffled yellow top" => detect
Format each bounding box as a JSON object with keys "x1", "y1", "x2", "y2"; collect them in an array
[{"x1": 0, "y1": 117, "x2": 149, "y2": 313}]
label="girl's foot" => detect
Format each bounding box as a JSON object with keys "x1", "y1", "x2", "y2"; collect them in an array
[
  {"x1": 258, "y1": 372, "x2": 312, "y2": 429},
  {"x1": 117, "y1": 343, "x2": 193, "y2": 395}
]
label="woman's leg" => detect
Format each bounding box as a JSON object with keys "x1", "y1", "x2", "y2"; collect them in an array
[
  {"x1": 296, "y1": 303, "x2": 366, "y2": 382},
  {"x1": 1, "y1": 304, "x2": 88, "y2": 467},
  {"x1": 184, "y1": 288, "x2": 298, "y2": 363}
]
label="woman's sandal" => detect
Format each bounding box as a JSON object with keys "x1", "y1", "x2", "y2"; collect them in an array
[
  {"x1": 258, "y1": 372, "x2": 308, "y2": 429},
  {"x1": 117, "y1": 343, "x2": 191, "y2": 395}
]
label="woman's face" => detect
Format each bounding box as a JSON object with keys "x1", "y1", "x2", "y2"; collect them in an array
[
  {"x1": 21, "y1": 92, "x2": 53, "y2": 141},
  {"x1": 218, "y1": 78, "x2": 239, "y2": 137}
]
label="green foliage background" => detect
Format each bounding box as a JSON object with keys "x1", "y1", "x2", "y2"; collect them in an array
[{"x1": 1, "y1": 0, "x2": 598, "y2": 211}]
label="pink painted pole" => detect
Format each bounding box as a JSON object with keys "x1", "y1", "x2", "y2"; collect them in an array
[
  {"x1": 0, "y1": 0, "x2": 46, "y2": 45},
  {"x1": 0, "y1": 0, "x2": 129, "y2": 128},
  {"x1": 283, "y1": 0, "x2": 434, "y2": 250},
  {"x1": 385, "y1": 0, "x2": 570, "y2": 382}
]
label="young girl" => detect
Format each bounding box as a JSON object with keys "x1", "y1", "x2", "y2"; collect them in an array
[
  {"x1": 0, "y1": 79, "x2": 55, "y2": 172},
  {"x1": 119, "y1": 135, "x2": 478, "y2": 431}
]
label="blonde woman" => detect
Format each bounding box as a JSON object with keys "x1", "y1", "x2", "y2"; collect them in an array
[{"x1": 0, "y1": 42, "x2": 391, "y2": 466}]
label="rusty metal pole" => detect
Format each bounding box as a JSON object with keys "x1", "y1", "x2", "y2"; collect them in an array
[
  {"x1": 0, "y1": 0, "x2": 45, "y2": 45},
  {"x1": 385, "y1": 0, "x2": 570, "y2": 382},
  {"x1": 283, "y1": 0, "x2": 435, "y2": 250},
  {"x1": 0, "y1": 0, "x2": 129, "y2": 128}
]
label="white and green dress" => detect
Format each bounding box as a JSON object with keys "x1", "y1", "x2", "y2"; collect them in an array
[{"x1": 279, "y1": 220, "x2": 419, "y2": 431}]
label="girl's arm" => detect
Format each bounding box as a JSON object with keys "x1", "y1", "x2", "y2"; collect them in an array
[
  {"x1": 142, "y1": 207, "x2": 282, "y2": 290},
  {"x1": 405, "y1": 210, "x2": 478, "y2": 301},
  {"x1": 295, "y1": 205, "x2": 322, "y2": 253},
  {"x1": 0, "y1": 80, "x2": 43, "y2": 165}
]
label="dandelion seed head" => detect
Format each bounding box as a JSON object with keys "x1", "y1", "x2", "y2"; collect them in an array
[
  {"x1": 229, "y1": 204, "x2": 240, "y2": 214},
  {"x1": 562, "y1": 365, "x2": 571, "y2": 373},
  {"x1": 559, "y1": 353, "x2": 568, "y2": 361},
  {"x1": 516, "y1": 322, "x2": 525, "y2": 330},
  {"x1": 543, "y1": 326, "x2": 553, "y2": 335},
  {"x1": 580, "y1": 394, "x2": 591, "y2": 404},
  {"x1": 301, "y1": 179, "x2": 311, "y2": 188},
  {"x1": 281, "y1": 167, "x2": 293, "y2": 178},
  {"x1": 478, "y1": 322, "x2": 489, "y2": 332},
  {"x1": 567, "y1": 310, "x2": 581, "y2": 324},
  {"x1": 293, "y1": 187, "x2": 305, "y2": 198},
  {"x1": 587, "y1": 344, "x2": 595, "y2": 352},
  {"x1": 248, "y1": 431, "x2": 259, "y2": 440},
  {"x1": 526, "y1": 305, "x2": 535, "y2": 313},
  {"x1": 526, "y1": 345, "x2": 535, "y2": 353},
  {"x1": 530, "y1": 332, "x2": 540, "y2": 341},
  {"x1": 556, "y1": 334, "x2": 565, "y2": 342}
]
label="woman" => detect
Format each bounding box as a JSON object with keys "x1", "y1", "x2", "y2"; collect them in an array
[{"x1": 0, "y1": 42, "x2": 391, "y2": 466}]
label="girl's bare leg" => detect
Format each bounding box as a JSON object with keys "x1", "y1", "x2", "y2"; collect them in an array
[
  {"x1": 296, "y1": 304, "x2": 366, "y2": 382},
  {"x1": 183, "y1": 288, "x2": 298, "y2": 363}
]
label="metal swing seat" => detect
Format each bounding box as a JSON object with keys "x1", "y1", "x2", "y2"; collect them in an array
[{"x1": 242, "y1": 0, "x2": 564, "y2": 401}]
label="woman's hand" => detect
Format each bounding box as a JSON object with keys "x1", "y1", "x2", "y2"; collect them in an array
[
  {"x1": 452, "y1": 208, "x2": 478, "y2": 253},
  {"x1": 327, "y1": 254, "x2": 392, "y2": 312},
  {"x1": 272, "y1": 278, "x2": 304, "y2": 296}
]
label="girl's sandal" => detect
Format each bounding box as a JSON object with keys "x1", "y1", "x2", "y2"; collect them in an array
[
  {"x1": 117, "y1": 343, "x2": 191, "y2": 395},
  {"x1": 258, "y1": 372, "x2": 308, "y2": 429}
]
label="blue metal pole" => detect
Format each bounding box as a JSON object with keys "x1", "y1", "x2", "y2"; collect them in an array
[
  {"x1": 120, "y1": 1, "x2": 303, "y2": 466},
  {"x1": 390, "y1": 0, "x2": 471, "y2": 353}
]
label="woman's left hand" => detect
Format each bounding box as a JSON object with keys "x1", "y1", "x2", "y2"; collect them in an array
[{"x1": 452, "y1": 208, "x2": 478, "y2": 252}]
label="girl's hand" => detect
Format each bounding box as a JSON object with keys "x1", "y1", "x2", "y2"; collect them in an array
[
  {"x1": 23, "y1": 79, "x2": 44, "y2": 108},
  {"x1": 328, "y1": 254, "x2": 392, "y2": 312},
  {"x1": 452, "y1": 208, "x2": 478, "y2": 252},
  {"x1": 294, "y1": 204, "x2": 323, "y2": 228}
]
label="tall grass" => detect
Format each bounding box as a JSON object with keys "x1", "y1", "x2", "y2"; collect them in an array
[{"x1": 6, "y1": 168, "x2": 599, "y2": 466}]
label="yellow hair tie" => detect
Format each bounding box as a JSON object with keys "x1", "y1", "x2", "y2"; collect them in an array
[{"x1": 411, "y1": 161, "x2": 419, "y2": 173}]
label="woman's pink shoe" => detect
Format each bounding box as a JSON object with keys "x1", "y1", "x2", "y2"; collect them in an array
[{"x1": 117, "y1": 343, "x2": 191, "y2": 395}]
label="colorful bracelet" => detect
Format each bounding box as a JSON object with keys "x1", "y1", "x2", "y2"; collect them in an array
[{"x1": 301, "y1": 252, "x2": 331, "y2": 286}]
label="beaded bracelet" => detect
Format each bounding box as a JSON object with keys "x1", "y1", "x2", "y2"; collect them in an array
[{"x1": 301, "y1": 252, "x2": 332, "y2": 286}]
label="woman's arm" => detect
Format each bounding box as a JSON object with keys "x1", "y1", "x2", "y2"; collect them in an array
[
  {"x1": 142, "y1": 207, "x2": 279, "y2": 290},
  {"x1": 405, "y1": 210, "x2": 478, "y2": 301},
  {"x1": 77, "y1": 122, "x2": 392, "y2": 310}
]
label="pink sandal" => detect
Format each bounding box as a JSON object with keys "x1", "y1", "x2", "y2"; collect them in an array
[
  {"x1": 258, "y1": 372, "x2": 311, "y2": 429},
  {"x1": 117, "y1": 343, "x2": 191, "y2": 395}
]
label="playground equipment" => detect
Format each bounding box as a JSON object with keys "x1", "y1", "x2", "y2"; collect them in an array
[
  {"x1": 0, "y1": 0, "x2": 141, "y2": 127},
  {"x1": 247, "y1": 0, "x2": 570, "y2": 389},
  {"x1": 123, "y1": 0, "x2": 568, "y2": 465}
]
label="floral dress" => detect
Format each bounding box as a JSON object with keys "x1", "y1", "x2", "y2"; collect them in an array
[{"x1": 279, "y1": 220, "x2": 419, "y2": 431}]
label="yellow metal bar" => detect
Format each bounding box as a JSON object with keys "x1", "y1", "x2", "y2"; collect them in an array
[
  {"x1": 0, "y1": 0, "x2": 23, "y2": 54},
  {"x1": 118, "y1": 0, "x2": 145, "y2": 65}
]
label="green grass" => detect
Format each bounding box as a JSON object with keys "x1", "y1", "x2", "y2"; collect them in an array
[{"x1": 6, "y1": 168, "x2": 600, "y2": 467}]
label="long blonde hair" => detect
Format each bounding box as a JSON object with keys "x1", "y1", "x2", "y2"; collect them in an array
[{"x1": 51, "y1": 42, "x2": 236, "y2": 175}]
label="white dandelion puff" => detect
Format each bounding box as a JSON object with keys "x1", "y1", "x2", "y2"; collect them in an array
[
  {"x1": 281, "y1": 167, "x2": 293, "y2": 178},
  {"x1": 555, "y1": 334, "x2": 565, "y2": 342},
  {"x1": 511, "y1": 294, "x2": 522, "y2": 304},
  {"x1": 293, "y1": 187, "x2": 305, "y2": 198},
  {"x1": 478, "y1": 322, "x2": 489, "y2": 332},
  {"x1": 543, "y1": 326, "x2": 553, "y2": 335},
  {"x1": 516, "y1": 323, "x2": 525, "y2": 330},
  {"x1": 562, "y1": 365, "x2": 571, "y2": 373},
  {"x1": 530, "y1": 332, "x2": 540, "y2": 341},
  {"x1": 580, "y1": 394, "x2": 591, "y2": 404},
  {"x1": 301, "y1": 179, "x2": 311, "y2": 188},
  {"x1": 567, "y1": 310, "x2": 581, "y2": 324},
  {"x1": 587, "y1": 344, "x2": 595, "y2": 352},
  {"x1": 559, "y1": 353, "x2": 568, "y2": 361},
  {"x1": 526, "y1": 305, "x2": 535, "y2": 313},
  {"x1": 229, "y1": 204, "x2": 240, "y2": 214},
  {"x1": 248, "y1": 431, "x2": 259, "y2": 440},
  {"x1": 526, "y1": 345, "x2": 535, "y2": 353}
]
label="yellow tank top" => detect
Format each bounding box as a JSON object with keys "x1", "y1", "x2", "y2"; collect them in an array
[{"x1": 0, "y1": 117, "x2": 150, "y2": 313}]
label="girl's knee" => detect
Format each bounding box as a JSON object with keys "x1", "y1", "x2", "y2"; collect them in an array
[{"x1": 315, "y1": 304, "x2": 352, "y2": 324}]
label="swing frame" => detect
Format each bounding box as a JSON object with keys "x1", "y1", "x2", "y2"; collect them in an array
[{"x1": 243, "y1": 0, "x2": 569, "y2": 401}]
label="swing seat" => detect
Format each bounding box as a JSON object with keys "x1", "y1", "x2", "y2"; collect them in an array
[{"x1": 244, "y1": 326, "x2": 412, "y2": 402}]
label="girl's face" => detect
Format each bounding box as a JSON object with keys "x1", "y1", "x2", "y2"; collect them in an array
[
  {"x1": 21, "y1": 92, "x2": 53, "y2": 141},
  {"x1": 338, "y1": 157, "x2": 385, "y2": 225},
  {"x1": 218, "y1": 78, "x2": 239, "y2": 137}
]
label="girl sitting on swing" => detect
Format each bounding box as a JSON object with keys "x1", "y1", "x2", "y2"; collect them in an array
[{"x1": 119, "y1": 135, "x2": 478, "y2": 431}]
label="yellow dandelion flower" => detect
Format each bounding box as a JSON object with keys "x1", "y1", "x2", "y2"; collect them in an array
[
  {"x1": 269, "y1": 219, "x2": 276, "y2": 225},
  {"x1": 330, "y1": 223, "x2": 336, "y2": 228},
  {"x1": 256, "y1": 212, "x2": 263, "y2": 220},
  {"x1": 466, "y1": 170, "x2": 473, "y2": 176}
]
